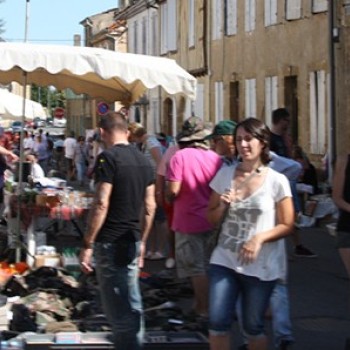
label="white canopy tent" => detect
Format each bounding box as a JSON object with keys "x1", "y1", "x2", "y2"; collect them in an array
[{"x1": 0, "y1": 88, "x2": 47, "y2": 121}]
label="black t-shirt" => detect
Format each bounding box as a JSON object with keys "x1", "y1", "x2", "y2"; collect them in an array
[
  {"x1": 270, "y1": 132, "x2": 289, "y2": 158},
  {"x1": 94, "y1": 144, "x2": 154, "y2": 243}
]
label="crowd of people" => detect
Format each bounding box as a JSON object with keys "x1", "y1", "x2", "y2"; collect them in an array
[{"x1": 75, "y1": 108, "x2": 341, "y2": 350}]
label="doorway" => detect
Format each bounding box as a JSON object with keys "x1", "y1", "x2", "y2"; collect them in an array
[{"x1": 284, "y1": 76, "x2": 298, "y2": 144}]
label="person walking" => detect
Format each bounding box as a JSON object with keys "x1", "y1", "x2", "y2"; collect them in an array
[
  {"x1": 208, "y1": 120, "x2": 299, "y2": 349},
  {"x1": 207, "y1": 118, "x2": 294, "y2": 350},
  {"x1": 79, "y1": 112, "x2": 156, "y2": 350},
  {"x1": 74, "y1": 136, "x2": 88, "y2": 187},
  {"x1": 270, "y1": 108, "x2": 316, "y2": 258},
  {"x1": 167, "y1": 116, "x2": 223, "y2": 318},
  {"x1": 63, "y1": 131, "x2": 77, "y2": 181}
]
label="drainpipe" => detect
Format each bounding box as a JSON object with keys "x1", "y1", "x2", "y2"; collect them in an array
[{"x1": 328, "y1": 0, "x2": 337, "y2": 165}]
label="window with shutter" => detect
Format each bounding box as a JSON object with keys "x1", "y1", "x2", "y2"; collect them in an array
[
  {"x1": 265, "y1": 0, "x2": 277, "y2": 26},
  {"x1": 212, "y1": 0, "x2": 223, "y2": 40},
  {"x1": 225, "y1": 0, "x2": 237, "y2": 36},
  {"x1": 245, "y1": 79, "x2": 256, "y2": 118},
  {"x1": 245, "y1": 0, "x2": 256, "y2": 32},
  {"x1": 265, "y1": 76, "x2": 278, "y2": 127},
  {"x1": 160, "y1": 3, "x2": 168, "y2": 54},
  {"x1": 188, "y1": 0, "x2": 195, "y2": 47},
  {"x1": 168, "y1": 0, "x2": 177, "y2": 51},
  {"x1": 194, "y1": 84, "x2": 205, "y2": 119},
  {"x1": 128, "y1": 20, "x2": 135, "y2": 54},
  {"x1": 310, "y1": 70, "x2": 326, "y2": 154},
  {"x1": 142, "y1": 17, "x2": 147, "y2": 55},
  {"x1": 286, "y1": 0, "x2": 301, "y2": 20},
  {"x1": 312, "y1": 0, "x2": 327, "y2": 13}
]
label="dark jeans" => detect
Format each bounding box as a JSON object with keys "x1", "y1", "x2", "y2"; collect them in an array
[{"x1": 94, "y1": 241, "x2": 143, "y2": 350}]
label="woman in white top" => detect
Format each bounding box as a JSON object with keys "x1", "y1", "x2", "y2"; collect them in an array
[{"x1": 207, "y1": 118, "x2": 294, "y2": 350}]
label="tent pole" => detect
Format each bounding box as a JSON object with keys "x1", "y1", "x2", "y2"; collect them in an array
[{"x1": 15, "y1": 0, "x2": 31, "y2": 263}]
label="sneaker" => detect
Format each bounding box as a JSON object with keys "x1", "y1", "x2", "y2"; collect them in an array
[
  {"x1": 279, "y1": 340, "x2": 294, "y2": 349},
  {"x1": 145, "y1": 251, "x2": 153, "y2": 260},
  {"x1": 238, "y1": 345, "x2": 248, "y2": 350},
  {"x1": 150, "y1": 251, "x2": 165, "y2": 260},
  {"x1": 294, "y1": 245, "x2": 317, "y2": 258},
  {"x1": 165, "y1": 257, "x2": 176, "y2": 269}
]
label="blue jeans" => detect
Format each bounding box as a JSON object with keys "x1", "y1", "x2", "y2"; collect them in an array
[
  {"x1": 75, "y1": 161, "x2": 86, "y2": 183},
  {"x1": 94, "y1": 242, "x2": 143, "y2": 350},
  {"x1": 290, "y1": 180, "x2": 301, "y2": 213},
  {"x1": 209, "y1": 264, "x2": 276, "y2": 339},
  {"x1": 237, "y1": 280, "x2": 295, "y2": 347}
]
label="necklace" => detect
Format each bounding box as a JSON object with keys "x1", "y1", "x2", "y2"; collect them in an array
[{"x1": 228, "y1": 165, "x2": 266, "y2": 205}]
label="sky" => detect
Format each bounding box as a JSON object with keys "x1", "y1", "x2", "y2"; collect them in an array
[{"x1": 1, "y1": 0, "x2": 119, "y2": 45}]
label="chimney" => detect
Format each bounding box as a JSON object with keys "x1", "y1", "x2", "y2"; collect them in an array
[{"x1": 74, "y1": 34, "x2": 81, "y2": 47}]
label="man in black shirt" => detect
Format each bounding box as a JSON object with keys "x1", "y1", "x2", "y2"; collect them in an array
[
  {"x1": 80, "y1": 112, "x2": 156, "y2": 350},
  {"x1": 270, "y1": 108, "x2": 291, "y2": 158},
  {"x1": 270, "y1": 108, "x2": 316, "y2": 258}
]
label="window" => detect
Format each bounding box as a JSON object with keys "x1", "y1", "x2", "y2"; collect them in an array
[
  {"x1": 150, "y1": 12, "x2": 158, "y2": 56},
  {"x1": 245, "y1": 78, "x2": 256, "y2": 118},
  {"x1": 265, "y1": 0, "x2": 277, "y2": 26},
  {"x1": 168, "y1": 0, "x2": 177, "y2": 51},
  {"x1": 212, "y1": 0, "x2": 223, "y2": 40},
  {"x1": 160, "y1": 0, "x2": 177, "y2": 54},
  {"x1": 134, "y1": 21, "x2": 139, "y2": 54},
  {"x1": 312, "y1": 0, "x2": 327, "y2": 13},
  {"x1": 286, "y1": 0, "x2": 301, "y2": 20},
  {"x1": 188, "y1": 0, "x2": 195, "y2": 47},
  {"x1": 160, "y1": 2, "x2": 168, "y2": 54},
  {"x1": 245, "y1": 0, "x2": 256, "y2": 32},
  {"x1": 194, "y1": 83, "x2": 204, "y2": 119},
  {"x1": 309, "y1": 70, "x2": 326, "y2": 154},
  {"x1": 265, "y1": 76, "x2": 278, "y2": 127},
  {"x1": 128, "y1": 20, "x2": 135, "y2": 53},
  {"x1": 215, "y1": 81, "x2": 224, "y2": 122},
  {"x1": 142, "y1": 17, "x2": 147, "y2": 55},
  {"x1": 225, "y1": 0, "x2": 237, "y2": 36}
]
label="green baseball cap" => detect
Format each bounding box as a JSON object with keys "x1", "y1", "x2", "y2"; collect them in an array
[{"x1": 206, "y1": 120, "x2": 237, "y2": 139}]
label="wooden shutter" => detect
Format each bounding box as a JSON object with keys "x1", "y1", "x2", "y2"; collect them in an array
[
  {"x1": 286, "y1": 0, "x2": 301, "y2": 20},
  {"x1": 225, "y1": 0, "x2": 237, "y2": 35}
]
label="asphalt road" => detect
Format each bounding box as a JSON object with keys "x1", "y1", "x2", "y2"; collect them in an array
[{"x1": 144, "y1": 223, "x2": 350, "y2": 350}]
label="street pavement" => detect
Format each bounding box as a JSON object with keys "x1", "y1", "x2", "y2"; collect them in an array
[
  {"x1": 144, "y1": 223, "x2": 350, "y2": 350},
  {"x1": 284, "y1": 225, "x2": 350, "y2": 350}
]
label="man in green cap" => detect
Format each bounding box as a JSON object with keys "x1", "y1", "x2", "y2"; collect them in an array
[{"x1": 206, "y1": 120, "x2": 237, "y2": 165}]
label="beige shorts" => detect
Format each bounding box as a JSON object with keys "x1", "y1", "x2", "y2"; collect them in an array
[{"x1": 175, "y1": 230, "x2": 216, "y2": 279}]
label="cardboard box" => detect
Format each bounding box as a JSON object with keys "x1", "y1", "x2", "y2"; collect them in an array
[{"x1": 35, "y1": 254, "x2": 62, "y2": 268}]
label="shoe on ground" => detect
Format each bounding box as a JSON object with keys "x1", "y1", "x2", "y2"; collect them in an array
[
  {"x1": 279, "y1": 340, "x2": 294, "y2": 349},
  {"x1": 294, "y1": 245, "x2": 317, "y2": 258},
  {"x1": 150, "y1": 251, "x2": 165, "y2": 260},
  {"x1": 145, "y1": 251, "x2": 153, "y2": 260},
  {"x1": 238, "y1": 344, "x2": 248, "y2": 350},
  {"x1": 165, "y1": 257, "x2": 176, "y2": 269}
]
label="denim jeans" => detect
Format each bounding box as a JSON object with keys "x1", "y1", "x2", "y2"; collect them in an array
[
  {"x1": 290, "y1": 180, "x2": 301, "y2": 213},
  {"x1": 94, "y1": 241, "x2": 143, "y2": 350},
  {"x1": 209, "y1": 264, "x2": 276, "y2": 339},
  {"x1": 237, "y1": 280, "x2": 295, "y2": 347},
  {"x1": 75, "y1": 161, "x2": 86, "y2": 183}
]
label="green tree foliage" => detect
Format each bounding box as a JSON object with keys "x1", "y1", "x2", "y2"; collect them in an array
[{"x1": 31, "y1": 85, "x2": 66, "y2": 115}]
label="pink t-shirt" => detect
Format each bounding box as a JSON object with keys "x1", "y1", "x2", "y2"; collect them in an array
[
  {"x1": 167, "y1": 147, "x2": 223, "y2": 233},
  {"x1": 157, "y1": 145, "x2": 179, "y2": 177}
]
